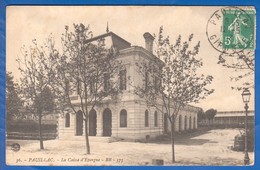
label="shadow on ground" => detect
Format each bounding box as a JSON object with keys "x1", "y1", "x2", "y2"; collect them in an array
[{"x1": 149, "y1": 127, "x2": 215, "y2": 145}]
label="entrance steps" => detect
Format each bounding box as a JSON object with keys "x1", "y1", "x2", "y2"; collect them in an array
[{"x1": 65, "y1": 136, "x2": 118, "y2": 143}]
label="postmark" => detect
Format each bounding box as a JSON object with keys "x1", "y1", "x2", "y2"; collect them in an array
[{"x1": 206, "y1": 6, "x2": 255, "y2": 54}]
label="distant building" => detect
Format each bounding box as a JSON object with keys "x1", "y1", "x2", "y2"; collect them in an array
[
  {"x1": 58, "y1": 31, "x2": 201, "y2": 140},
  {"x1": 214, "y1": 110, "x2": 254, "y2": 127}
]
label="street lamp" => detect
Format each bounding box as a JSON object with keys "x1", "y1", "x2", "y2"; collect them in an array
[{"x1": 241, "y1": 88, "x2": 251, "y2": 165}]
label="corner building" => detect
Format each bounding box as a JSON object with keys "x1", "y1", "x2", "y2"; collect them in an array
[{"x1": 58, "y1": 32, "x2": 201, "y2": 140}]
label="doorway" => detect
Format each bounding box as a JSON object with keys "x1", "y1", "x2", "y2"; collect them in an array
[
  {"x1": 89, "y1": 109, "x2": 97, "y2": 136},
  {"x1": 76, "y1": 110, "x2": 83, "y2": 136},
  {"x1": 103, "y1": 108, "x2": 112, "y2": 136}
]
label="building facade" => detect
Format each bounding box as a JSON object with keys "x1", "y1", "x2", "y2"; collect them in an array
[{"x1": 58, "y1": 32, "x2": 201, "y2": 140}]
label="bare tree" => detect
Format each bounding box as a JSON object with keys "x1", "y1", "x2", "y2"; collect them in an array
[
  {"x1": 134, "y1": 26, "x2": 214, "y2": 163},
  {"x1": 17, "y1": 39, "x2": 56, "y2": 149},
  {"x1": 218, "y1": 50, "x2": 254, "y2": 90},
  {"x1": 50, "y1": 23, "x2": 122, "y2": 154}
]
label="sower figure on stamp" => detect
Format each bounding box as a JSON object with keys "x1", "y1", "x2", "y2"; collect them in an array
[{"x1": 228, "y1": 11, "x2": 249, "y2": 48}]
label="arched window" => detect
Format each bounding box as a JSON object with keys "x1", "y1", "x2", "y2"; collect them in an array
[
  {"x1": 119, "y1": 69, "x2": 127, "y2": 90},
  {"x1": 145, "y1": 110, "x2": 149, "y2": 127},
  {"x1": 65, "y1": 113, "x2": 70, "y2": 127},
  {"x1": 193, "y1": 117, "x2": 196, "y2": 129},
  {"x1": 189, "y1": 116, "x2": 192, "y2": 130},
  {"x1": 184, "y1": 115, "x2": 187, "y2": 131},
  {"x1": 154, "y1": 111, "x2": 158, "y2": 127},
  {"x1": 120, "y1": 109, "x2": 127, "y2": 127}
]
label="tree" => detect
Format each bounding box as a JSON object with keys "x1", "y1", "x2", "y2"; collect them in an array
[
  {"x1": 205, "y1": 108, "x2": 217, "y2": 125},
  {"x1": 17, "y1": 38, "x2": 56, "y2": 150},
  {"x1": 6, "y1": 72, "x2": 22, "y2": 121},
  {"x1": 218, "y1": 51, "x2": 254, "y2": 90},
  {"x1": 50, "y1": 23, "x2": 121, "y2": 154},
  {"x1": 134, "y1": 26, "x2": 214, "y2": 163},
  {"x1": 197, "y1": 109, "x2": 205, "y2": 125}
]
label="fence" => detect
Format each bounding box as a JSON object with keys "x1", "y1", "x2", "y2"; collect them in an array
[{"x1": 6, "y1": 120, "x2": 57, "y2": 140}]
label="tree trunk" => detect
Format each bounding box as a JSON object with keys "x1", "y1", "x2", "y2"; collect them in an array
[
  {"x1": 83, "y1": 83, "x2": 91, "y2": 154},
  {"x1": 84, "y1": 119, "x2": 91, "y2": 154},
  {"x1": 170, "y1": 122, "x2": 175, "y2": 163},
  {"x1": 38, "y1": 111, "x2": 44, "y2": 150}
]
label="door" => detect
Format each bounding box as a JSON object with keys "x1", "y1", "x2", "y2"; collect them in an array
[
  {"x1": 164, "y1": 113, "x2": 168, "y2": 133},
  {"x1": 76, "y1": 110, "x2": 83, "y2": 136},
  {"x1": 103, "y1": 108, "x2": 112, "y2": 136},
  {"x1": 89, "y1": 109, "x2": 97, "y2": 136}
]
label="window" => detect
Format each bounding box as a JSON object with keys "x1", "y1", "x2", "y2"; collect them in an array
[
  {"x1": 65, "y1": 113, "x2": 70, "y2": 127},
  {"x1": 119, "y1": 69, "x2": 127, "y2": 90},
  {"x1": 65, "y1": 80, "x2": 73, "y2": 95},
  {"x1": 77, "y1": 78, "x2": 81, "y2": 94},
  {"x1": 145, "y1": 110, "x2": 149, "y2": 127},
  {"x1": 154, "y1": 111, "x2": 158, "y2": 127},
  {"x1": 90, "y1": 82, "x2": 94, "y2": 94},
  {"x1": 120, "y1": 109, "x2": 127, "y2": 127},
  {"x1": 65, "y1": 80, "x2": 70, "y2": 94},
  {"x1": 154, "y1": 76, "x2": 158, "y2": 93},
  {"x1": 145, "y1": 72, "x2": 149, "y2": 91},
  {"x1": 104, "y1": 73, "x2": 110, "y2": 91},
  {"x1": 179, "y1": 115, "x2": 182, "y2": 131}
]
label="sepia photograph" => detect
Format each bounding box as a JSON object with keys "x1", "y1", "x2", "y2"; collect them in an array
[{"x1": 5, "y1": 6, "x2": 255, "y2": 166}]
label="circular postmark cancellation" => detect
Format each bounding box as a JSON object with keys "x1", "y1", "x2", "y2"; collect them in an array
[
  {"x1": 206, "y1": 6, "x2": 255, "y2": 54},
  {"x1": 11, "y1": 143, "x2": 20, "y2": 152}
]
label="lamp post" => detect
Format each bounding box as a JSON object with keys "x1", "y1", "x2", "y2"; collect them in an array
[{"x1": 241, "y1": 88, "x2": 251, "y2": 165}]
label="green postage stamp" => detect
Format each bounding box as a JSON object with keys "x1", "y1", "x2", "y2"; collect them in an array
[{"x1": 222, "y1": 9, "x2": 255, "y2": 50}]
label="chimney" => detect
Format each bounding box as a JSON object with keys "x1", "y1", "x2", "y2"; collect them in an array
[{"x1": 143, "y1": 32, "x2": 155, "y2": 54}]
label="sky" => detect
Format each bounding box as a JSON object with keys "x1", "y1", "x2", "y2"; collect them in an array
[{"x1": 6, "y1": 6, "x2": 255, "y2": 112}]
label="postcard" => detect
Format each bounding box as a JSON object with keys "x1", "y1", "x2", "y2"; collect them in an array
[{"x1": 5, "y1": 6, "x2": 255, "y2": 166}]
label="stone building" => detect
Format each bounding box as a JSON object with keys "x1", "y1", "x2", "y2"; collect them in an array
[{"x1": 58, "y1": 31, "x2": 201, "y2": 140}]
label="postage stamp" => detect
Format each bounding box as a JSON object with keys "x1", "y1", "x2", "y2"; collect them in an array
[{"x1": 222, "y1": 9, "x2": 255, "y2": 50}]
